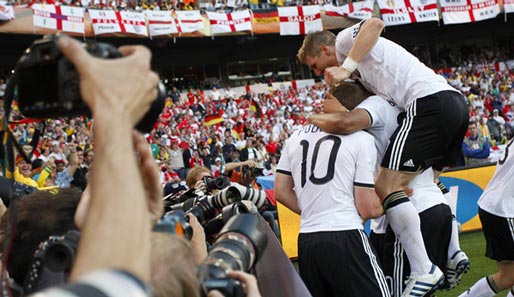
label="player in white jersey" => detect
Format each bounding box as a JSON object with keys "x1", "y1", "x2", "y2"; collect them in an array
[
  {"x1": 458, "y1": 138, "x2": 514, "y2": 297},
  {"x1": 297, "y1": 19, "x2": 469, "y2": 296},
  {"x1": 274, "y1": 124, "x2": 390, "y2": 297},
  {"x1": 312, "y1": 81, "x2": 456, "y2": 295}
]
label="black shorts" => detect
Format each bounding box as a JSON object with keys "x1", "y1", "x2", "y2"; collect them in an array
[
  {"x1": 382, "y1": 204, "x2": 452, "y2": 296},
  {"x1": 370, "y1": 231, "x2": 386, "y2": 267},
  {"x1": 298, "y1": 230, "x2": 390, "y2": 297},
  {"x1": 479, "y1": 208, "x2": 514, "y2": 262},
  {"x1": 381, "y1": 91, "x2": 469, "y2": 172}
]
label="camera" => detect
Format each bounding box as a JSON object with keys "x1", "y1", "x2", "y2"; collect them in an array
[
  {"x1": 198, "y1": 214, "x2": 267, "y2": 297},
  {"x1": 23, "y1": 230, "x2": 80, "y2": 294},
  {"x1": 153, "y1": 210, "x2": 193, "y2": 240},
  {"x1": 203, "y1": 176, "x2": 231, "y2": 192},
  {"x1": 15, "y1": 35, "x2": 166, "y2": 133}
]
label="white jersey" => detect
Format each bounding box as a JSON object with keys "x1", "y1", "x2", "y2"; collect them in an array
[
  {"x1": 335, "y1": 22, "x2": 457, "y2": 110},
  {"x1": 359, "y1": 96, "x2": 447, "y2": 232},
  {"x1": 277, "y1": 125, "x2": 377, "y2": 233},
  {"x1": 478, "y1": 138, "x2": 514, "y2": 218}
]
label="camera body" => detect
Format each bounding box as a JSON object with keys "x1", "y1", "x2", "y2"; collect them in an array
[
  {"x1": 203, "y1": 176, "x2": 231, "y2": 192},
  {"x1": 15, "y1": 35, "x2": 165, "y2": 133},
  {"x1": 23, "y1": 230, "x2": 80, "y2": 294}
]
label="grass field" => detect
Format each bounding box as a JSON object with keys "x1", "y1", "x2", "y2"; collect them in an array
[{"x1": 438, "y1": 231, "x2": 507, "y2": 297}]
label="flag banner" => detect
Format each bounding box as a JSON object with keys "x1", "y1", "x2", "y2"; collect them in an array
[
  {"x1": 90, "y1": 9, "x2": 147, "y2": 36},
  {"x1": 204, "y1": 113, "x2": 224, "y2": 126},
  {"x1": 377, "y1": 0, "x2": 438, "y2": 26},
  {"x1": 32, "y1": 4, "x2": 84, "y2": 33},
  {"x1": 207, "y1": 10, "x2": 252, "y2": 34},
  {"x1": 175, "y1": 10, "x2": 204, "y2": 33},
  {"x1": 145, "y1": 10, "x2": 179, "y2": 36},
  {"x1": 0, "y1": 2, "x2": 15, "y2": 21},
  {"x1": 323, "y1": 1, "x2": 373, "y2": 20},
  {"x1": 252, "y1": 8, "x2": 279, "y2": 23},
  {"x1": 504, "y1": 0, "x2": 514, "y2": 14},
  {"x1": 440, "y1": 0, "x2": 500, "y2": 24},
  {"x1": 278, "y1": 5, "x2": 322, "y2": 35}
]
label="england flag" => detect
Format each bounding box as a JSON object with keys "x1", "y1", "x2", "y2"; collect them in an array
[
  {"x1": 324, "y1": 1, "x2": 373, "y2": 20},
  {"x1": 278, "y1": 5, "x2": 322, "y2": 36},
  {"x1": 89, "y1": 9, "x2": 147, "y2": 36},
  {"x1": 440, "y1": 0, "x2": 500, "y2": 24},
  {"x1": 0, "y1": 1, "x2": 15, "y2": 21},
  {"x1": 145, "y1": 10, "x2": 179, "y2": 36},
  {"x1": 175, "y1": 10, "x2": 204, "y2": 33},
  {"x1": 32, "y1": 4, "x2": 84, "y2": 33},
  {"x1": 504, "y1": 0, "x2": 514, "y2": 14},
  {"x1": 377, "y1": 0, "x2": 439, "y2": 26},
  {"x1": 207, "y1": 10, "x2": 252, "y2": 35}
]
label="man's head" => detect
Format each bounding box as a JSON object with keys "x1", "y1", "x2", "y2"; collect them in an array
[
  {"x1": 468, "y1": 121, "x2": 478, "y2": 137},
  {"x1": 331, "y1": 81, "x2": 373, "y2": 110},
  {"x1": 0, "y1": 188, "x2": 81, "y2": 284},
  {"x1": 297, "y1": 31, "x2": 338, "y2": 76},
  {"x1": 16, "y1": 156, "x2": 32, "y2": 177},
  {"x1": 55, "y1": 159, "x2": 66, "y2": 172},
  {"x1": 185, "y1": 166, "x2": 212, "y2": 189}
]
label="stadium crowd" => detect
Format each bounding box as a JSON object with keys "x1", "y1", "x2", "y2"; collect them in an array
[{"x1": 0, "y1": 57, "x2": 514, "y2": 189}]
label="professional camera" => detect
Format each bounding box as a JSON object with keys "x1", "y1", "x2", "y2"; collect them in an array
[
  {"x1": 203, "y1": 175, "x2": 231, "y2": 192},
  {"x1": 202, "y1": 202, "x2": 251, "y2": 235},
  {"x1": 23, "y1": 230, "x2": 80, "y2": 294},
  {"x1": 15, "y1": 35, "x2": 166, "y2": 133},
  {"x1": 242, "y1": 165, "x2": 264, "y2": 178},
  {"x1": 153, "y1": 210, "x2": 193, "y2": 240},
  {"x1": 198, "y1": 214, "x2": 267, "y2": 297}
]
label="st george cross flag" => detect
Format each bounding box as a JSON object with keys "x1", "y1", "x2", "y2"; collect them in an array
[
  {"x1": 323, "y1": 1, "x2": 373, "y2": 20},
  {"x1": 278, "y1": 5, "x2": 322, "y2": 36},
  {"x1": 145, "y1": 10, "x2": 179, "y2": 36},
  {"x1": 0, "y1": 2, "x2": 15, "y2": 21},
  {"x1": 206, "y1": 10, "x2": 252, "y2": 35},
  {"x1": 377, "y1": 0, "x2": 438, "y2": 26},
  {"x1": 440, "y1": 0, "x2": 500, "y2": 24},
  {"x1": 503, "y1": 0, "x2": 514, "y2": 14},
  {"x1": 89, "y1": 9, "x2": 147, "y2": 36},
  {"x1": 32, "y1": 4, "x2": 84, "y2": 33},
  {"x1": 175, "y1": 10, "x2": 204, "y2": 33}
]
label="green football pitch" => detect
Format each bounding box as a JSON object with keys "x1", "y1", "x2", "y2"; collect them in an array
[{"x1": 438, "y1": 230, "x2": 507, "y2": 297}]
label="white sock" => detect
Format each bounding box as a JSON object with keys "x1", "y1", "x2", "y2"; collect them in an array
[
  {"x1": 440, "y1": 183, "x2": 462, "y2": 258},
  {"x1": 507, "y1": 288, "x2": 514, "y2": 297},
  {"x1": 386, "y1": 197, "x2": 432, "y2": 275},
  {"x1": 458, "y1": 277, "x2": 497, "y2": 297}
]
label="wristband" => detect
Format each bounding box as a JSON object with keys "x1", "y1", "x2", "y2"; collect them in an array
[{"x1": 342, "y1": 56, "x2": 358, "y2": 73}]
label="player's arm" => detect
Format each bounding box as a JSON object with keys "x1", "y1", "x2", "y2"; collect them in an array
[
  {"x1": 345, "y1": 18, "x2": 384, "y2": 66},
  {"x1": 354, "y1": 186, "x2": 383, "y2": 221},
  {"x1": 307, "y1": 109, "x2": 371, "y2": 135},
  {"x1": 274, "y1": 171, "x2": 301, "y2": 215}
]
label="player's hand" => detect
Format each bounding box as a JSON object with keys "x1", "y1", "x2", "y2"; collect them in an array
[
  {"x1": 324, "y1": 67, "x2": 351, "y2": 88},
  {"x1": 323, "y1": 92, "x2": 348, "y2": 113}
]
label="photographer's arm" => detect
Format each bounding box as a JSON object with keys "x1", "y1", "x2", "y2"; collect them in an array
[
  {"x1": 58, "y1": 35, "x2": 158, "y2": 283},
  {"x1": 223, "y1": 159, "x2": 256, "y2": 173},
  {"x1": 274, "y1": 172, "x2": 301, "y2": 215},
  {"x1": 186, "y1": 213, "x2": 208, "y2": 265}
]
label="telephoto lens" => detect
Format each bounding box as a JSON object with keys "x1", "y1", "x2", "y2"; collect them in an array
[{"x1": 198, "y1": 214, "x2": 268, "y2": 297}]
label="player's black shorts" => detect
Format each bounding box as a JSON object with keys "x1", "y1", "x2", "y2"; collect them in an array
[
  {"x1": 479, "y1": 208, "x2": 514, "y2": 261},
  {"x1": 381, "y1": 91, "x2": 469, "y2": 172},
  {"x1": 382, "y1": 204, "x2": 452, "y2": 296},
  {"x1": 298, "y1": 229, "x2": 390, "y2": 297},
  {"x1": 370, "y1": 230, "x2": 386, "y2": 267}
]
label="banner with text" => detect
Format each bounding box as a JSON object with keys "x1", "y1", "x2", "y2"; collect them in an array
[
  {"x1": 440, "y1": 0, "x2": 500, "y2": 24},
  {"x1": 377, "y1": 0, "x2": 439, "y2": 26}
]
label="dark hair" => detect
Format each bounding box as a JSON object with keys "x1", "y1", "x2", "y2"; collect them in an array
[
  {"x1": 330, "y1": 81, "x2": 372, "y2": 110},
  {"x1": 0, "y1": 188, "x2": 81, "y2": 284},
  {"x1": 31, "y1": 159, "x2": 44, "y2": 170}
]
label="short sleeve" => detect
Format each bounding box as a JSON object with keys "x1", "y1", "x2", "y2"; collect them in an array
[{"x1": 353, "y1": 133, "x2": 377, "y2": 187}]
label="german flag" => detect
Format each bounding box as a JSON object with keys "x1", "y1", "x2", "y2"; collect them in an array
[
  {"x1": 252, "y1": 8, "x2": 279, "y2": 23},
  {"x1": 249, "y1": 98, "x2": 263, "y2": 118},
  {"x1": 204, "y1": 112, "x2": 225, "y2": 126}
]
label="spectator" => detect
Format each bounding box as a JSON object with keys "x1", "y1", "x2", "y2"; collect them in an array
[{"x1": 462, "y1": 121, "x2": 491, "y2": 165}]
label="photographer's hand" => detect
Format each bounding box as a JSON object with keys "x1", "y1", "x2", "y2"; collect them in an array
[
  {"x1": 185, "y1": 213, "x2": 208, "y2": 265},
  {"x1": 207, "y1": 271, "x2": 262, "y2": 297},
  {"x1": 134, "y1": 131, "x2": 163, "y2": 224}
]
